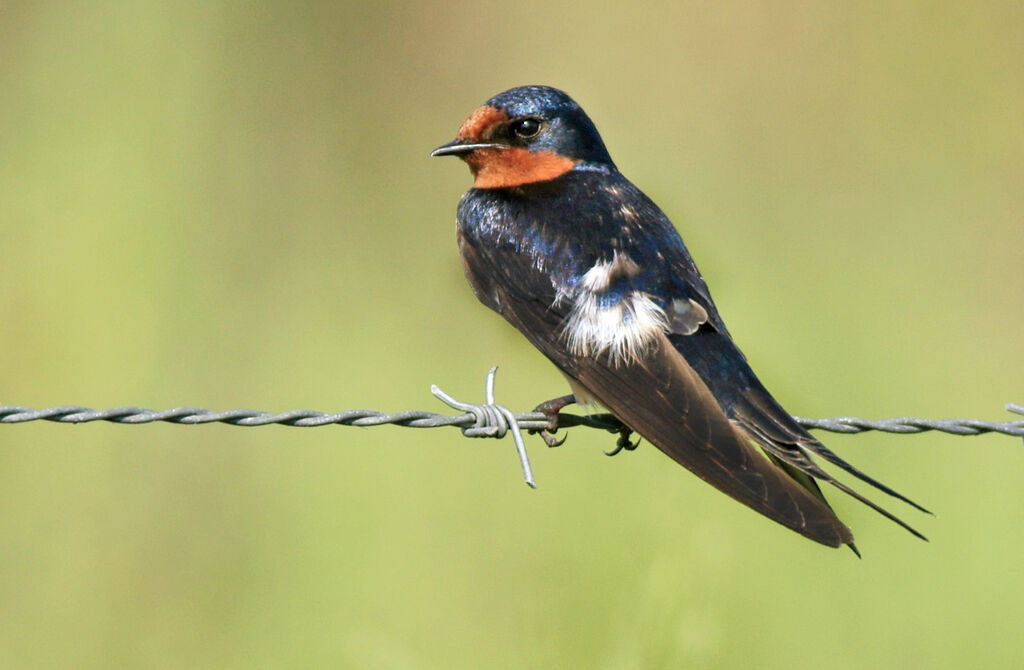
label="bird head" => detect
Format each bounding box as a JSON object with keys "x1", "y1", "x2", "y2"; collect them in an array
[{"x1": 432, "y1": 86, "x2": 614, "y2": 189}]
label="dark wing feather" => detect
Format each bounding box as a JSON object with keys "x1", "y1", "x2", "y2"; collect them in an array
[
  {"x1": 460, "y1": 234, "x2": 854, "y2": 548},
  {"x1": 571, "y1": 334, "x2": 855, "y2": 547},
  {"x1": 668, "y1": 326, "x2": 929, "y2": 541}
]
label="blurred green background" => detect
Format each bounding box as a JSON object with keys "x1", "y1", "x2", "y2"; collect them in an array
[{"x1": 1, "y1": 2, "x2": 1022, "y2": 668}]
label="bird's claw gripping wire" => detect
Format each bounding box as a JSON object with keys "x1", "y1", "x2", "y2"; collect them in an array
[
  {"x1": 431, "y1": 367, "x2": 543, "y2": 488},
  {"x1": 529, "y1": 394, "x2": 576, "y2": 448}
]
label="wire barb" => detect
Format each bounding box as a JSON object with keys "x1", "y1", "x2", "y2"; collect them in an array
[{"x1": 431, "y1": 367, "x2": 538, "y2": 488}]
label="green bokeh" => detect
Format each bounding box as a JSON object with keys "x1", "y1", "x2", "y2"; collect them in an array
[{"x1": 1, "y1": 2, "x2": 1022, "y2": 668}]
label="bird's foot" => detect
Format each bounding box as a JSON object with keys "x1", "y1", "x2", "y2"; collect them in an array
[
  {"x1": 604, "y1": 426, "x2": 640, "y2": 456},
  {"x1": 529, "y1": 394, "x2": 576, "y2": 447}
]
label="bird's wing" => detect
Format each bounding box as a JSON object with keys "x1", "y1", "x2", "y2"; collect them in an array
[
  {"x1": 459, "y1": 233, "x2": 855, "y2": 548},
  {"x1": 658, "y1": 226, "x2": 931, "y2": 539},
  {"x1": 669, "y1": 328, "x2": 930, "y2": 539}
]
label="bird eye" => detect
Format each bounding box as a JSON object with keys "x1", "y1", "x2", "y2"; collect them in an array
[{"x1": 510, "y1": 117, "x2": 543, "y2": 139}]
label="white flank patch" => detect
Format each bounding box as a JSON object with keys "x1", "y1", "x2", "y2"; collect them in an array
[
  {"x1": 563, "y1": 253, "x2": 668, "y2": 365},
  {"x1": 563, "y1": 291, "x2": 667, "y2": 365}
]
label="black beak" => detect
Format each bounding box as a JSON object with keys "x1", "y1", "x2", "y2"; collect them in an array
[{"x1": 430, "y1": 139, "x2": 503, "y2": 157}]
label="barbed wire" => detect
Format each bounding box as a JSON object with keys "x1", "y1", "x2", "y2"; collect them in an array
[
  {"x1": 2, "y1": 368, "x2": 1021, "y2": 487},
  {"x1": 2, "y1": 401, "x2": 1021, "y2": 435}
]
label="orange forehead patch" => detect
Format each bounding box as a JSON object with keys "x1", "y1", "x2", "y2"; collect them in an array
[
  {"x1": 456, "y1": 105, "x2": 508, "y2": 141},
  {"x1": 464, "y1": 147, "x2": 577, "y2": 189}
]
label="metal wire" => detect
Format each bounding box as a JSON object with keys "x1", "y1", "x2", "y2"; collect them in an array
[
  {"x1": 2, "y1": 389, "x2": 1020, "y2": 435},
  {"x1": 2, "y1": 369, "x2": 1020, "y2": 488},
  {"x1": 793, "y1": 409, "x2": 1024, "y2": 437}
]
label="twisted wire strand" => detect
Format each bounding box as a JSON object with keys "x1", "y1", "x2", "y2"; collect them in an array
[
  {"x1": 2, "y1": 378, "x2": 1021, "y2": 437},
  {"x1": 793, "y1": 411, "x2": 1024, "y2": 436},
  {"x1": 3, "y1": 370, "x2": 1020, "y2": 488}
]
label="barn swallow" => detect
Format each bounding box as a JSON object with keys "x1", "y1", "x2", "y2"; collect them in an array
[{"x1": 433, "y1": 86, "x2": 928, "y2": 551}]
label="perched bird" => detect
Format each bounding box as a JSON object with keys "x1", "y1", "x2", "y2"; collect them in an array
[{"x1": 432, "y1": 85, "x2": 927, "y2": 551}]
